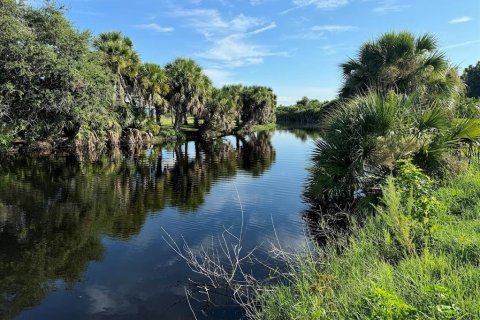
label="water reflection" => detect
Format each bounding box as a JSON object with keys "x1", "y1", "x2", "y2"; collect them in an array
[
  {"x1": 0, "y1": 132, "x2": 275, "y2": 319},
  {"x1": 277, "y1": 126, "x2": 321, "y2": 142}
]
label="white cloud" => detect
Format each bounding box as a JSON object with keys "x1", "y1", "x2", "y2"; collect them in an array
[
  {"x1": 174, "y1": 9, "x2": 263, "y2": 37},
  {"x1": 443, "y1": 39, "x2": 480, "y2": 50},
  {"x1": 311, "y1": 24, "x2": 357, "y2": 33},
  {"x1": 136, "y1": 23, "x2": 174, "y2": 33},
  {"x1": 294, "y1": 0, "x2": 349, "y2": 9},
  {"x1": 199, "y1": 34, "x2": 285, "y2": 67},
  {"x1": 321, "y1": 43, "x2": 350, "y2": 55},
  {"x1": 174, "y1": 7, "x2": 280, "y2": 68},
  {"x1": 449, "y1": 16, "x2": 472, "y2": 24},
  {"x1": 203, "y1": 68, "x2": 235, "y2": 86},
  {"x1": 282, "y1": 0, "x2": 349, "y2": 14},
  {"x1": 250, "y1": 22, "x2": 277, "y2": 35},
  {"x1": 295, "y1": 24, "x2": 357, "y2": 40},
  {"x1": 373, "y1": 0, "x2": 410, "y2": 14}
]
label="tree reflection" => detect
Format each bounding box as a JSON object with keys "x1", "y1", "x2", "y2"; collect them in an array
[{"x1": 0, "y1": 133, "x2": 275, "y2": 318}]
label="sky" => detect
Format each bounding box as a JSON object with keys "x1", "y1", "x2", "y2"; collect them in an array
[{"x1": 44, "y1": 0, "x2": 480, "y2": 105}]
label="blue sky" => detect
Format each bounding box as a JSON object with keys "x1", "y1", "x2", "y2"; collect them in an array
[{"x1": 55, "y1": 0, "x2": 479, "y2": 104}]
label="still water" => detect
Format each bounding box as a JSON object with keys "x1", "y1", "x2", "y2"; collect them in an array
[{"x1": 0, "y1": 129, "x2": 320, "y2": 320}]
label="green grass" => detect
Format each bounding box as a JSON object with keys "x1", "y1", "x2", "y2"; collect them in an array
[
  {"x1": 159, "y1": 115, "x2": 196, "y2": 128},
  {"x1": 256, "y1": 163, "x2": 480, "y2": 319},
  {"x1": 252, "y1": 123, "x2": 276, "y2": 131}
]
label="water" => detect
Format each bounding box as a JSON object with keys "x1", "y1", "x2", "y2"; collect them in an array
[{"x1": 0, "y1": 129, "x2": 320, "y2": 320}]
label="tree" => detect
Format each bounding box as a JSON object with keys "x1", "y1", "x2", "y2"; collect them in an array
[
  {"x1": 340, "y1": 32, "x2": 463, "y2": 100},
  {"x1": 165, "y1": 58, "x2": 213, "y2": 131},
  {"x1": 308, "y1": 92, "x2": 480, "y2": 202},
  {"x1": 222, "y1": 85, "x2": 244, "y2": 126},
  {"x1": 93, "y1": 32, "x2": 140, "y2": 111},
  {"x1": 240, "y1": 86, "x2": 277, "y2": 126},
  {"x1": 138, "y1": 63, "x2": 169, "y2": 123},
  {"x1": 297, "y1": 96, "x2": 310, "y2": 108},
  {"x1": 462, "y1": 61, "x2": 480, "y2": 98},
  {"x1": 202, "y1": 88, "x2": 238, "y2": 135},
  {"x1": 0, "y1": 0, "x2": 118, "y2": 148}
]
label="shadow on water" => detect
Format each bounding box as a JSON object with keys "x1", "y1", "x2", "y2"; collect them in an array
[{"x1": 0, "y1": 132, "x2": 275, "y2": 319}]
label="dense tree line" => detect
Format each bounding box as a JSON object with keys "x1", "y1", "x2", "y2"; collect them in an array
[
  {"x1": 0, "y1": 1, "x2": 276, "y2": 151},
  {"x1": 276, "y1": 97, "x2": 334, "y2": 124}
]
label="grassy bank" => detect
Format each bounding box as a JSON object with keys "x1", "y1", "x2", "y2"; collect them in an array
[{"x1": 255, "y1": 161, "x2": 480, "y2": 319}]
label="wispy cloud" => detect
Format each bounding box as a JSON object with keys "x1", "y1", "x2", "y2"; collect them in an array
[
  {"x1": 250, "y1": 22, "x2": 277, "y2": 35},
  {"x1": 198, "y1": 34, "x2": 286, "y2": 67},
  {"x1": 449, "y1": 16, "x2": 472, "y2": 24},
  {"x1": 373, "y1": 0, "x2": 410, "y2": 14},
  {"x1": 321, "y1": 43, "x2": 351, "y2": 55},
  {"x1": 282, "y1": 0, "x2": 349, "y2": 14},
  {"x1": 311, "y1": 24, "x2": 357, "y2": 33},
  {"x1": 443, "y1": 39, "x2": 480, "y2": 50},
  {"x1": 293, "y1": 24, "x2": 357, "y2": 40},
  {"x1": 203, "y1": 68, "x2": 235, "y2": 86},
  {"x1": 137, "y1": 23, "x2": 174, "y2": 33},
  {"x1": 250, "y1": 0, "x2": 270, "y2": 5},
  {"x1": 174, "y1": 9, "x2": 263, "y2": 37},
  {"x1": 174, "y1": 7, "x2": 280, "y2": 67}
]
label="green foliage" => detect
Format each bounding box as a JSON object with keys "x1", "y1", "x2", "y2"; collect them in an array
[
  {"x1": 0, "y1": 1, "x2": 278, "y2": 150},
  {"x1": 309, "y1": 91, "x2": 480, "y2": 201},
  {"x1": 340, "y1": 32, "x2": 463, "y2": 101},
  {"x1": 202, "y1": 87, "x2": 240, "y2": 134},
  {"x1": 201, "y1": 84, "x2": 277, "y2": 135},
  {"x1": 362, "y1": 287, "x2": 417, "y2": 319},
  {"x1": 0, "y1": 1, "x2": 121, "y2": 148},
  {"x1": 308, "y1": 92, "x2": 401, "y2": 200},
  {"x1": 257, "y1": 163, "x2": 480, "y2": 319},
  {"x1": 165, "y1": 58, "x2": 213, "y2": 131},
  {"x1": 462, "y1": 61, "x2": 480, "y2": 98},
  {"x1": 276, "y1": 97, "x2": 332, "y2": 125},
  {"x1": 159, "y1": 127, "x2": 181, "y2": 141},
  {"x1": 276, "y1": 106, "x2": 323, "y2": 124},
  {"x1": 394, "y1": 159, "x2": 438, "y2": 223},
  {"x1": 240, "y1": 86, "x2": 277, "y2": 126}
]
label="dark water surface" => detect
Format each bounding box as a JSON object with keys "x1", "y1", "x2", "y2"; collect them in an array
[{"x1": 0, "y1": 129, "x2": 319, "y2": 320}]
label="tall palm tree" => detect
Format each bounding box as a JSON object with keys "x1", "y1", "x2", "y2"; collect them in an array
[
  {"x1": 138, "y1": 63, "x2": 169, "y2": 123},
  {"x1": 165, "y1": 58, "x2": 212, "y2": 131},
  {"x1": 340, "y1": 32, "x2": 463, "y2": 100},
  {"x1": 222, "y1": 85, "x2": 244, "y2": 126},
  {"x1": 93, "y1": 32, "x2": 140, "y2": 104}
]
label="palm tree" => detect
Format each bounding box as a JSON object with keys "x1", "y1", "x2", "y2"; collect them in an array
[
  {"x1": 94, "y1": 32, "x2": 140, "y2": 105},
  {"x1": 165, "y1": 58, "x2": 212, "y2": 131},
  {"x1": 340, "y1": 32, "x2": 463, "y2": 100},
  {"x1": 240, "y1": 86, "x2": 276, "y2": 126},
  {"x1": 138, "y1": 63, "x2": 169, "y2": 123},
  {"x1": 308, "y1": 91, "x2": 480, "y2": 202},
  {"x1": 201, "y1": 88, "x2": 238, "y2": 135},
  {"x1": 222, "y1": 85, "x2": 244, "y2": 126}
]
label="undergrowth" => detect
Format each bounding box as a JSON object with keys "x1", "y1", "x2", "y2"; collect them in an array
[{"x1": 256, "y1": 160, "x2": 480, "y2": 319}]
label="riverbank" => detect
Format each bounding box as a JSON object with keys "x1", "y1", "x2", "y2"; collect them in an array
[{"x1": 254, "y1": 160, "x2": 480, "y2": 319}]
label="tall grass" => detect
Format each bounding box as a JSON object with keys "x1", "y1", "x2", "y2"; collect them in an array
[{"x1": 255, "y1": 162, "x2": 480, "y2": 319}]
